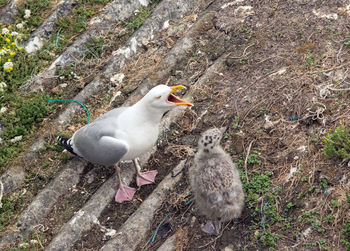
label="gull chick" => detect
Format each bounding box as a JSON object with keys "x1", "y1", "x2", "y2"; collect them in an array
[
  {"x1": 58, "y1": 85, "x2": 193, "y2": 203},
  {"x1": 189, "y1": 128, "x2": 244, "y2": 235}
]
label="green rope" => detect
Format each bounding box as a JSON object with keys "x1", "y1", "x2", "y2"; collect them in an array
[{"x1": 48, "y1": 99, "x2": 90, "y2": 124}]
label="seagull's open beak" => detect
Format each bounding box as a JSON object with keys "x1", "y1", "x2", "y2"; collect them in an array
[{"x1": 167, "y1": 85, "x2": 193, "y2": 107}]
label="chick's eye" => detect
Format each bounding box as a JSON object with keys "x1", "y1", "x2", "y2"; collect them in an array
[{"x1": 156, "y1": 95, "x2": 161, "y2": 99}]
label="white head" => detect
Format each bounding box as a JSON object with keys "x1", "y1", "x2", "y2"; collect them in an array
[{"x1": 140, "y1": 84, "x2": 193, "y2": 113}]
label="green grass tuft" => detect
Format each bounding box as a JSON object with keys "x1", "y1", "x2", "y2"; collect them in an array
[
  {"x1": 123, "y1": 6, "x2": 152, "y2": 31},
  {"x1": 323, "y1": 126, "x2": 350, "y2": 159}
]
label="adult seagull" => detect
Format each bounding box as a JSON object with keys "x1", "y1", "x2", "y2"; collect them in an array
[{"x1": 58, "y1": 85, "x2": 193, "y2": 203}]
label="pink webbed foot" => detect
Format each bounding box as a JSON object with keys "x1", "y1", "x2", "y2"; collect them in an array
[
  {"x1": 136, "y1": 170, "x2": 158, "y2": 187},
  {"x1": 115, "y1": 184, "x2": 137, "y2": 203}
]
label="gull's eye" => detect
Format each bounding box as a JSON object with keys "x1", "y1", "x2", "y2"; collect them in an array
[{"x1": 156, "y1": 95, "x2": 161, "y2": 99}]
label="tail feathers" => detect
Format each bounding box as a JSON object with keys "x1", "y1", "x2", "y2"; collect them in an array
[{"x1": 57, "y1": 136, "x2": 77, "y2": 156}]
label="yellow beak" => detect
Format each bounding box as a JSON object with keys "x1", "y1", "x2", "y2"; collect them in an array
[
  {"x1": 168, "y1": 85, "x2": 193, "y2": 106},
  {"x1": 170, "y1": 85, "x2": 186, "y2": 93}
]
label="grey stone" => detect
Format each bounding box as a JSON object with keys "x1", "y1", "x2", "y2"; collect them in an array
[
  {"x1": 156, "y1": 234, "x2": 176, "y2": 251},
  {"x1": 0, "y1": 0, "x2": 20, "y2": 24},
  {"x1": 0, "y1": 166, "x2": 25, "y2": 194}
]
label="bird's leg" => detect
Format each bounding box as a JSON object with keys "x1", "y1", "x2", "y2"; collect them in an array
[
  {"x1": 201, "y1": 220, "x2": 221, "y2": 235},
  {"x1": 114, "y1": 164, "x2": 136, "y2": 203},
  {"x1": 133, "y1": 158, "x2": 158, "y2": 187}
]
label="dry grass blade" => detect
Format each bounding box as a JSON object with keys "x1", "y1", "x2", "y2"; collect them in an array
[
  {"x1": 227, "y1": 43, "x2": 255, "y2": 59},
  {"x1": 244, "y1": 140, "x2": 254, "y2": 184}
]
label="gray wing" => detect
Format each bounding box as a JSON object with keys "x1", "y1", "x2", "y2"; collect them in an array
[{"x1": 73, "y1": 107, "x2": 128, "y2": 166}]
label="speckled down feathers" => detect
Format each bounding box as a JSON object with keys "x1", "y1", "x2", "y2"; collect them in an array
[{"x1": 189, "y1": 128, "x2": 244, "y2": 222}]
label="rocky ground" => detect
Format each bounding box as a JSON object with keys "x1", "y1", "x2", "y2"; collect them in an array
[{"x1": 1, "y1": 0, "x2": 350, "y2": 250}]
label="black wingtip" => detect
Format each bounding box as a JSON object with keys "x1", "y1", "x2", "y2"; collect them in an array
[{"x1": 57, "y1": 136, "x2": 77, "y2": 156}]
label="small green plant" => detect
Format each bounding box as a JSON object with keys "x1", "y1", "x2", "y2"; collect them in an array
[
  {"x1": 238, "y1": 163, "x2": 282, "y2": 248},
  {"x1": 42, "y1": 161, "x2": 50, "y2": 168},
  {"x1": 84, "y1": 36, "x2": 104, "y2": 58},
  {"x1": 260, "y1": 231, "x2": 280, "y2": 247},
  {"x1": 323, "y1": 126, "x2": 350, "y2": 159},
  {"x1": 247, "y1": 150, "x2": 261, "y2": 165},
  {"x1": 0, "y1": 196, "x2": 16, "y2": 232},
  {"x1": 325, "y1": 215, "x2": 334, "y2": 224},
  {"x1": 242, "y1": 169, "x2": 272, "y2": 208},
  {"x1": 297, "y1": 191, "x2": 303, "y2": 200},
  {"x1": 57, "y1": 65, "x2": 74, "y2": 79},
  {"x1": 283, "y1": 202, "x2": 294, "y2": 217},
  {"x1": 223, "y1": 132, "x2": 232, "y2": 140},
  {"x1": 60, "y1": 153, "x2": 73, "y2": 161},
  {"x1": 298, "y1": 209, "x2": 318, "y2": 223},
  {"x1": 240, "y1": 55, "x2": 248, "y2": 65},
  {"x1": 17, "y1": 0, "x2": 55, "y2": 30},
  {"x1": 239, "y1": 28, "x2": 251, "y2": 34},
  {"x1": 123, "y1": 6, "x2": 152, "y2": 31},
  {"x1": 346, "y1": 192, "x2": 350, "y2": 204},
  {"x1": 320, "y1": 178, "x2": 328, "y2": 190},
  {"x1": 258, "y1": 107, "x2": 265, "y2": 114},
  {"x1": 308, "y1": 185, "x2": 316, "y2": 192},
  {"x1": 306, "y1": 55, "x2": 314, "y2": 65},
  {"x1": 331, "y1": 199, "x2": 340, "y2": 208},
  {"x1": 312, "y1": 220, "x2": 324, "y2": 233},
  {"x1": 231, "y1": 116, "x2": 241, "y2": 129}
]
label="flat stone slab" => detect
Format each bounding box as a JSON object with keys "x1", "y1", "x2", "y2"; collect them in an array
[
  {"x1": 0, "y1": 0, "x2": 20, "y2": 24},
  {"x1": 0, "y1": 166, "x2": 25, "y2": 194}
]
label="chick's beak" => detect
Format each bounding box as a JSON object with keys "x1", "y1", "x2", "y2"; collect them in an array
[{"x1": 168, "y1": 85, "x2": 193, "y2": 107}]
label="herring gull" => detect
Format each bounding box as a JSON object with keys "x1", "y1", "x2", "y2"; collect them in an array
[
  {"x1": 58, "y1": 85, "x2": 193, "y2": 203},
  {"x1": 188, "y1": 128, "x2": 245, "y2": 235}
]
